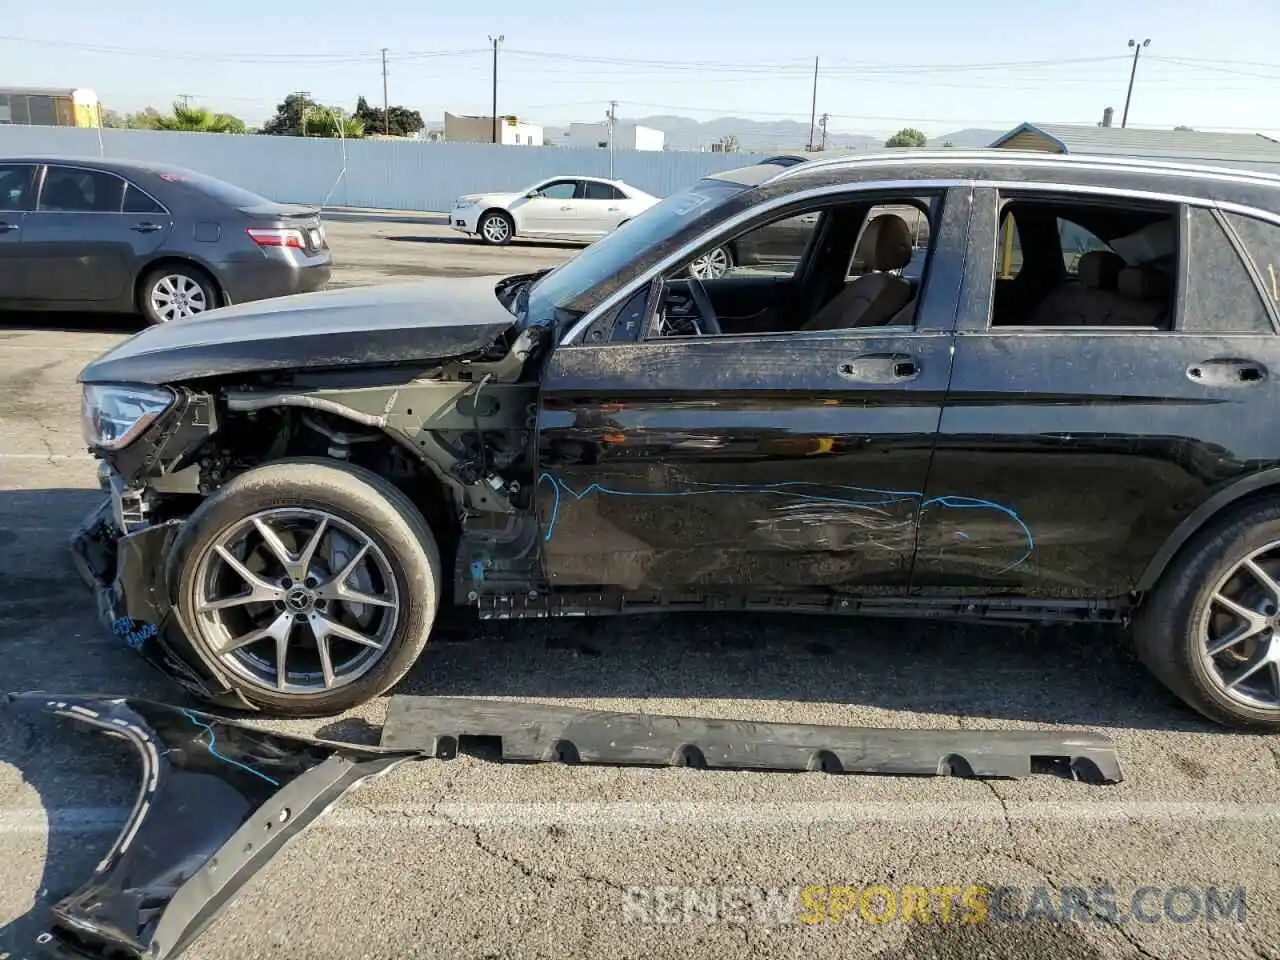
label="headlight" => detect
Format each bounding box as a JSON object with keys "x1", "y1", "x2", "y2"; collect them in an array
[{"x1": 82, "y1": 384, "x2": 175, "y2": 451}]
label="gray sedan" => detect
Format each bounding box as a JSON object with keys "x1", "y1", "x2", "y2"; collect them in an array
[{"x1": 0, "y1": 156, "x2": 332, "y2": 324}]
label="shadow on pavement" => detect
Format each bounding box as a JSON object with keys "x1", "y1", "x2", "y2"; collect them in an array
[
  {"x1": 0, "y1": 309, "x2": 143, "y2": 335},
  {"x1": 400, "y1": 612, "x2": 1218, "y2": 734},
  {"x1": 321, "y1": 209, "x2": 449, "y2": 226}
]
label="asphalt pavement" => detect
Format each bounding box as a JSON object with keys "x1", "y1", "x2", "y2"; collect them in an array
[{"x1": 1, "y1": 212, "x2": 1278, "y2": 960}]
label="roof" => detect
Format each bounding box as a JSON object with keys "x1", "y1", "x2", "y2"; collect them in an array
[{"x1": 992, "y1": 123, "x2": 1280, "y2": 167}]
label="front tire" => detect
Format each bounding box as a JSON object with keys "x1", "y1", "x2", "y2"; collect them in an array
[
  {"x1": 1134, "y1": 497, "x2": 1280, "y2": 730},
  {"x1": 478, "y1": 210, "x2": 514, "y2": 246},
  {"x1": 138, "y1": 264, "x2": 218, "y2": 325},
  {"x1": 169, "y1": 458, "x2": 441, "y2": 716}
]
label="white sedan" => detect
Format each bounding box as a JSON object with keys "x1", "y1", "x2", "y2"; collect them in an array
[{"x1": 450, "y1": 176, "x2": 658, "y2": 246}]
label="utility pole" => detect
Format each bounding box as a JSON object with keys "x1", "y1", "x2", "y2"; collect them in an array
[
  {"x1": 489, "y1": 34, "x2": 504, "y2": 144},
  {"x1": 807, "y1": 56, "x2": 819, "y2": 152},
  {"x1": 819, "y1": 113, "x2": 829, "y2": 151},
  {"x1": 607, "y1": 100, "x2": 617, "y2": 179},
  {"x1": 1121, "y1": 38, "x2": 1150, "y2": 128},
  {"x1": 381, "y1": 48, "x2": 390, "y2": 135}
]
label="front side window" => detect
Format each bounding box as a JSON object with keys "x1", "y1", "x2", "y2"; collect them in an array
[
  {"x1": 39, "y1": 166, "x2": 126, "y2": 212},
  {"x1": 534, "y1": 181, "x2": 577, "y2": 200}
]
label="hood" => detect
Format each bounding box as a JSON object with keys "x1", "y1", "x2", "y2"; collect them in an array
[
  {"x1": 457, "y1": 191, "x2": 520, "y2": 206},
  {"x1": 80, "y1": 277, "x2": 519, "y2": 386}
]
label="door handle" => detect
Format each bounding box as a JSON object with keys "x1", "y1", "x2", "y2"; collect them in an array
[
  {"x1": 559, "y1": 205, "x2": 572, "y2": 211},
  {"x1": 131, "y1": 222, "x2": 163, "y2": 233},
  {"x1": 607, "y1": 206, "x2": 621, "y2": 211},
  {"x1": 0, "y1": 221, "x2": 18, "y2": 233},
  {"x1": 1187, "y1": 358, "x2": 1268, "y2": 386},
  {"x1": 837, "y1": 353, "x2": 920, "y2": 383}
]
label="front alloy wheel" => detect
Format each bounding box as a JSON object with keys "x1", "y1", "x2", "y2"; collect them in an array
[
  {"x1": 172, "y1": 459, "x2": 441, "y2": 716},
  {"x1": 479, "y1": 211, "x2": 513, "y2": 246},
  {"x1": 193, "y1": 508, "x2": 401, "y2": 694}
]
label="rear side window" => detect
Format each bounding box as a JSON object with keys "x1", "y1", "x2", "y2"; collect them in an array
[
  {"x1": 39, "y1": 166, "x2": 125, "y2": 212},
  {"x1": 1224, "y1": 212, "x2": 1280, "y2": 312},
  {"x1": 123, "y1": 183, "x2": 165, "y2": 214},
  {"x1": 583, "y1": 181, "x2": 624, "y2": 200},
  {"x1": 0, "y1": 164, "x2": 33, "y2": 211},
  {"x1": 1183, "y1": 207, "x2": 1273, "y2": 334}
]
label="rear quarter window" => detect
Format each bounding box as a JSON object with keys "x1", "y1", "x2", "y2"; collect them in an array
[
  {"x1": 1224, "y1": 211, "x2": 1280, "y2": 312},
  {"x1": 1183, "y1": 207, "x2": 1273, "y2": 334},
  {"x1": 154, "y1": 168, "x2": 274, "y2": 208}
]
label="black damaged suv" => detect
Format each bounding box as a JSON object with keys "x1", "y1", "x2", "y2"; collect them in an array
[{"x1": 73, "y1": 151, "x2": 1280, "y2": 729}]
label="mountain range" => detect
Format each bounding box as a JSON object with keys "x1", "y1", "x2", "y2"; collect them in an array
[{"x1": 537, "y1": 116, "x2": 1008, "y2": 152}]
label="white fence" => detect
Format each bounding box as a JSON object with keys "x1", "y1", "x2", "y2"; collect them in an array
[{"x1": 0, "y1": 125, "x2": 775, "y2": 212}]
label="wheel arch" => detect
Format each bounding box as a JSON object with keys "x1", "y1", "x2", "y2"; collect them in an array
[
  {"x1": 479, "y1": 206, "x2": 516, "y2": 236},
  {"x1": 1136, "y1": 468, "x2": 1280, "y2": 592},
  {"x1": 135, "y1": 255, "x2": 228, "y2": 308}
]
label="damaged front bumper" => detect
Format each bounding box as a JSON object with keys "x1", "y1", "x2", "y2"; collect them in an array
[
  {"x1": 7, "y1": 693, "x2": 419, "y2": 960},
  {"x1": 69, "y1": 496, "x2": 255, "y2": 711}
]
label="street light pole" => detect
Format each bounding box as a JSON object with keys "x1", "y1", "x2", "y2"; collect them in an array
[
  {"x1": 607, "y1": 100, "x2": 617, "y2": 179},
  {"x1": 1121, "y1": 38, "x2": 1150, "y2": 129}
]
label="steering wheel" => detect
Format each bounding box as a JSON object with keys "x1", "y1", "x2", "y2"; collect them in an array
[{"x1": 685, "y1": 276, "x2": 722, "y2": 335}]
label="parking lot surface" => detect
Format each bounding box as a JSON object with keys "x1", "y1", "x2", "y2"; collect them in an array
[{"x1": 2, "y1": 212, "x2": 1278, "y2": 960}]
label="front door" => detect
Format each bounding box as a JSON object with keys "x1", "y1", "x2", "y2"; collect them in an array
[
  {"x1": 519, "y1": 179, "x2": 581, "y2": 236},
  {"x1": 916, "y1": 185, "x2": 1280, "y2": 600},
  {"x1": 22, "y1": 165, "x2": 172, "y2": 302},
  {"x1": 535, "y1": 185, "x2": 973, "y2": 597},
  {"x1": 0, "y1": 163, "x2": 36, "y2": 298}
]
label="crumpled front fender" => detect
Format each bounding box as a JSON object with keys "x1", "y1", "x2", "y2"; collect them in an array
[{"x1": 7, "y1": 693, "x2": 420, "y2": 960}]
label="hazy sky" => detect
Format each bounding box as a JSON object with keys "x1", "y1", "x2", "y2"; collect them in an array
[{"x1": 4, "y1": 0, "x2": 1280, "y2": 138}]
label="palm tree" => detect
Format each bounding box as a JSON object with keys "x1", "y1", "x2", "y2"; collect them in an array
[
  {"x1": 154, "y1": 102, "x2": 246, "y2": 134},
  {"x1": 301, "y1": 106, "x2": 364, "y2": 138}
]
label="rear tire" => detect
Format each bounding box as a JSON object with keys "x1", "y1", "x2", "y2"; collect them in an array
[
  {"x1": 1134, "y1": 497, "x2": 1280, "y2": 730},
  {"x1": 169, "y1": 458, "x2": 441, "y2": 717},
  {"x1": 478, "y1": 210, "x2": 514, "y2": 246},
  {"x1": 138, "y1": 263, "x2": 219, "y2": 325}
]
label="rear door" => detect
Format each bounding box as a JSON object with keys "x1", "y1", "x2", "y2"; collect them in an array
[
  {"x1": 22, "y1": 164, "x2": 172, "y2": 302},
  {"x1": 916, "y1": 185, "x2": 1280, "y2": 600},
  {"x1": 576, "y1": 180, "x2": 627, "y2": 236},
  {"x1": 0, "y1": 162, "x2": 36, "y2": 298}
]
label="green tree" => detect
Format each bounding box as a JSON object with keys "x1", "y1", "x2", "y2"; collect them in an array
[
  {"x1": 261, "y1": 92, "x2": 363, "y2": 138},
  {"x1": 115, "y1": 107, "x2": 163, "y2": 130},
  {"x1": 352, "y1": 95, "x2": 424, "y2": 137},
  {"x1": 154, "y1": 102, "x2": 246, "y2": 134},
  {"x1": 884, "y1": 127, "x2": 927, "y2": 148}
]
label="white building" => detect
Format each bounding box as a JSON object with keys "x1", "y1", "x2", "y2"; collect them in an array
[
  {"x1": 564, "y1": 121, "x2": 664, "y2": 152},
  {"x1": 443, "y1": 112, "x2": 544, "y2": 146}
]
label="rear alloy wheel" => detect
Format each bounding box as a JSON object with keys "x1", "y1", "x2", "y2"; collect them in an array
[
  {"x1": 1134, "y1": 498, "x2": 1280, "y2": 730},
  {"x1": 478, "y1": 210, "x2": 514, "y2": 246},
  {"x1": 139, "y1": 265, "x2": 217, "y2": 325},
  {"x1": 688, "y1": 245, "x2": 733, "y2": 280},
  {"x1": 171, "y1": 459, "x2": 441, "y2": 716}
]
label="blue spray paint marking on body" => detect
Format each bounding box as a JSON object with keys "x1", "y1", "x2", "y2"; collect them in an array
[
  {"x1": 110, "y1": 617, "x2": 158, "y2": 651},
  {"x1": 179, "y1": 708, "x2": 281, "y2": 786},
  {"x1": 537, "y1": 473, "x2": 1034, "y2": 573}
]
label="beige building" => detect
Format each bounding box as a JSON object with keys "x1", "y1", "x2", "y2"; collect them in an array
[{"x1": 443, "y1": 112, "x2": 543, "y2": 146}]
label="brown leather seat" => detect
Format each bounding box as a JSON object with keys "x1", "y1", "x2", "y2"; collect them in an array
[
  {"x1": 1028, "y1": 250, "x2": 1126, "y2": 326},
  {"x1": 803, "y1": 214, "x2": 916, "y2": 330}
]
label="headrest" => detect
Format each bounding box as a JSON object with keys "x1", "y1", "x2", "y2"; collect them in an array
[
  {"x1": 1077, "y1": 251, "x2": 1125, "y2": 291},
  {"x1": 856, "y1": 214, "x2": 914, "y2": 272},
  {"x1": 1118, "y1": 266, "x2": 1169, "y2": 301}
]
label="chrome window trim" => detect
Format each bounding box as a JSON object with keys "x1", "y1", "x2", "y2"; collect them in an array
[
  {"x1": 34, "y1": 162, "x2": 171, "y2": 216},
  {"x1": 559, "y1": 175, "x2": 1280, "y2": 348},
  {"x1": 559, "y1": 177, "x2": 968, "y2": 346}
]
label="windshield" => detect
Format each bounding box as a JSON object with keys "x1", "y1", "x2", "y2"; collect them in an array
[{"x1": 527, "y1": 176, "x2": 756, "y2": 323}]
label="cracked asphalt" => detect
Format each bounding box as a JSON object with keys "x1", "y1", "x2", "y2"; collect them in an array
[{"x1": 1, "y1": 211, "x2": 1279, "y2": 960}]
